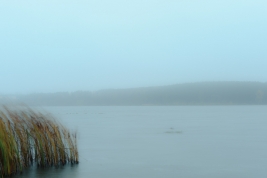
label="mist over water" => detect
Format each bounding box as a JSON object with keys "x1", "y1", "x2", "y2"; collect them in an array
[
  {"x1": 1, "y1": 1, "x2": 266, "y2": 177},
  {"x1": 0, "y1": 1, "x2": 267, "y2": 94},
  {"x1": 13, "y1": 106, "x2": 267, "y2": 178},
  {"x1": 2, "y1": 81, "x2": 267, "y2": 106}
]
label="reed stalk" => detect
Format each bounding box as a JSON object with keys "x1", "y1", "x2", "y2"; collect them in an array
[{"x1": 0, "y1": 105, "x2": 79, "y2": 176}]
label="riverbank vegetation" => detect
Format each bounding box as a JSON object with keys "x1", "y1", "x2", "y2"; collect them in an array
[{"x1": 0, "y1": 105, "x2": 78, "y2": 176}]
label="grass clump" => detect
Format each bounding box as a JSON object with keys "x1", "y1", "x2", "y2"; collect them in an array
[{"x1": 0, "y1": 105, "x2": 78, "y2": 177}]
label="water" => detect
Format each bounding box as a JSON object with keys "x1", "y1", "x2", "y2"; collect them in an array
[{"x1": 14, "y1": 106, "x2": 267, "y2": 178}]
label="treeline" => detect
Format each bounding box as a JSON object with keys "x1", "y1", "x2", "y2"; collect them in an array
[{"x1": 9, "y1": 81, "x2": 267, "y2": 106}]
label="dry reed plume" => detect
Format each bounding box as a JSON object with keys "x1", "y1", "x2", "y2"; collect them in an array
[{"x1": 0, "y1": 105, "x2": 78, "y2": 177}]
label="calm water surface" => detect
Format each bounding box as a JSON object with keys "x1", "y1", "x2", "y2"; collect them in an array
[{"x1": 14, "y1": 106, "x2": 267, "y2": 178}]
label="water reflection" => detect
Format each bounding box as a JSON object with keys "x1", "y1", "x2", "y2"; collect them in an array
[{"x1": 12, "y1": 164, "x2": 79, "y2": 178}]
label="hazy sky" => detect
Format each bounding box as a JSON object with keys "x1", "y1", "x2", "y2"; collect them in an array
[{"x1": 0, "y1": 0, "x2": 266, "y2": 94}]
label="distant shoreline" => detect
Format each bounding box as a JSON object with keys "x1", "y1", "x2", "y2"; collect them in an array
[{"x1": 1, "y1": 81, "x2": 267, "y2": 106}]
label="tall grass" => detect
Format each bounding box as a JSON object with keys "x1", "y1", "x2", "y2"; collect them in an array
[{"x1": 0, "y1": 105, "x2": 78, "y2": 176}]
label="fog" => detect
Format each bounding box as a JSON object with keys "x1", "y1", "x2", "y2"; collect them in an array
[
  {"x1": 0, "y1": 0, "x2": 266, "y2": 94},
  {"x1": 0, "y1": 82, "x2": 260, "y2": 105},
  {"x1": 1, "y1": 2, "x2": 267, "y2": 177}
]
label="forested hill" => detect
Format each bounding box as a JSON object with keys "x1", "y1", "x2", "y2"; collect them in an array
[{"x1": 10, "y1": 82, "x2": 267, "y2": 106}]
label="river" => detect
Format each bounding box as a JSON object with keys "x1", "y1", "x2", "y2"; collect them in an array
[{"x1": 14, "y1": 106, "x2": 267, "y2": 178}]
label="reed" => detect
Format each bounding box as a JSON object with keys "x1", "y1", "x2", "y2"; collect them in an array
[{"x1": 0, "y1": 105, "x2": 79, "y2": 176}]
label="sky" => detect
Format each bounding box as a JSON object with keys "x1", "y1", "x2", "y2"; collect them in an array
[{"x1": 0, "y1": 0, "x2": 266, "y2": 94}]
